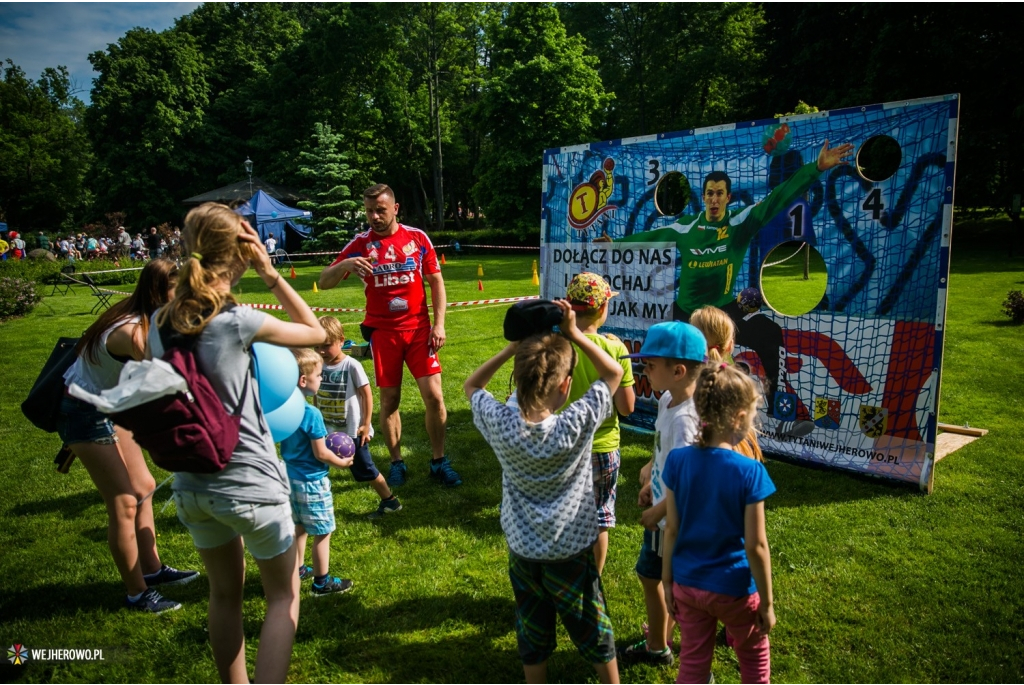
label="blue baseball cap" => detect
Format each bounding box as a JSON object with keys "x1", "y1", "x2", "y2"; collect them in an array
[{"x1": 621, "y1": 322, "x2": 707, "y2": 362}]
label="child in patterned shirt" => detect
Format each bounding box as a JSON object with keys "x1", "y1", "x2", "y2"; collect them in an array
[{"x1": 465, "y1": 299, "x2": 623, "y2": 684}]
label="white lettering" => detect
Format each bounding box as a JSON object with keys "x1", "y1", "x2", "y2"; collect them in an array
[
  {"x1": 689, "y1": 244, "x2": 727, "y2": 256},
  {"x1": 374, "y1": 272, "x2": 417, "y2": 287}
]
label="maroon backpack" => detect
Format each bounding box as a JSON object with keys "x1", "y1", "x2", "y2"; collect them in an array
[{"x1": 111, "y1": 312, "x2": 246, "y2": 473}]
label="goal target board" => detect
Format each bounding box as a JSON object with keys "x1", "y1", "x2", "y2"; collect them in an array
[{"x1": 540, "y1": 95, "x2": 959, "y2": 491}]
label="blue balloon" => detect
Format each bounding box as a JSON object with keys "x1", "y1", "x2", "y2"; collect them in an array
[
  {"x1": 266, "y1": 387, "x2": 306, "y2": 443},
  {"x1": 252, "y1": 342, "x2": 300, "y2": 414}
]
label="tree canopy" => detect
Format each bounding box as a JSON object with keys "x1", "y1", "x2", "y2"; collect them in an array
[{"x1": 1, "y1": 2, "x2": 1021, "y2": 233}]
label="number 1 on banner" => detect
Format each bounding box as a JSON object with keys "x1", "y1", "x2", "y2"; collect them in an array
[{"x1": 789, "y1": 203, "x2": 804, "y2": 237}]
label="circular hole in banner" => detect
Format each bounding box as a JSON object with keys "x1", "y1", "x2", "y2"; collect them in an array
[
  {"x1": 759, "y1": 241, "x2": 828, "y2": 316},
  {"x1": 654, "y1": 171, "x2": 692, "y2": 216},
  {"x1": 857, "y1": 135, "x2": 902, "y2": 182}
]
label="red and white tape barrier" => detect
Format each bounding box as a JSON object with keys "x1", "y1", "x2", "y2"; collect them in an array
[{"x1": 243, "y1": 294, "x2": 539, "y2": 314}]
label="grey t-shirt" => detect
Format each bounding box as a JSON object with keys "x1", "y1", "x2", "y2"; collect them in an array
[{"x1": 149, "y1": 305, "x2": 289, "y2": 504}]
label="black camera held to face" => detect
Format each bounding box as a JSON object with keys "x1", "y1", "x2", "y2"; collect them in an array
[{"x1": 503, "y1": 299, "x2": 563, "y2": 342}]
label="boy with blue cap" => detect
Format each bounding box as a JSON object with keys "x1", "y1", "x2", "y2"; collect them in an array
[{"x1": 617, "y1": 321, "x2": 708, "y2": 667}]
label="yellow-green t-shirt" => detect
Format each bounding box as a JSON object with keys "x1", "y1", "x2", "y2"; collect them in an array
[{"x1": 559, "y1": 332, "x2": 635, "y2": 452}]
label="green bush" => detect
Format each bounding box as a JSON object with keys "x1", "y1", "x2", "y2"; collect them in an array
[
  {"x1": 1002, "y1": 290, "x2": 1024, "y2": 324},
  {"x1": 0, "y1": 257, "x2": 63, "y2": 285},
  {"x1": 0, "y1": 276, "x2": 42, "y2": 320}
]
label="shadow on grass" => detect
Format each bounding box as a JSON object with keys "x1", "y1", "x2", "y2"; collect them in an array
[
  {"x1": 764, "y1": 454, "x2": 918, "y2": 509},
  {"x1": 333, "y1": 407, "x2": 506, "y2": 537},
  {"x1": 0, "y1": 571, "x2": 260, "y2": 623},
  {"x1": 306, "y1": 593, "x2": 522, "y2": 682},
  {"x1": 8, "y1": 489, "x2": 100, "y2": 518}
]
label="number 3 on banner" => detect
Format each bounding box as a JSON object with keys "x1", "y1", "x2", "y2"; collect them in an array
[
  {"x1": 862, "y1": 188, "x2": 885, "y2": 220},
  {"x1": 647, "y1": 159, "x2": 661, "y2": 186}
]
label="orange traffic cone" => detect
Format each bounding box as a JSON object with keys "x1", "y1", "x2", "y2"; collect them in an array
[
  {"x1": 290, "y1": 265, "x2": 297, "y2": 279},
  {"x1": 440, "y1": 253, "x2": 447, "y2": 265},
  {"x1": 477, "y1": 279, "x2": 484, "y2": 291}
]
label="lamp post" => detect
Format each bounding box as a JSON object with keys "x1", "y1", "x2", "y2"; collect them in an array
[{"x1": 244, "y1": 157, "x2": 253, "y2": 199}]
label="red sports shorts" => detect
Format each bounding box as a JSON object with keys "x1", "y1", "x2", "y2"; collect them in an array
[{"x1": 370, "y1": 326, "x2": 442, "y2": 387}]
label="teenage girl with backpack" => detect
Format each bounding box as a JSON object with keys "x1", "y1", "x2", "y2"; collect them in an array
[
  {"x1": 58, "y1": 259, "x2": 198, "y2": 613},
  {"x1": 150, "y1": 203, "x2": 325, "y2": 684}
]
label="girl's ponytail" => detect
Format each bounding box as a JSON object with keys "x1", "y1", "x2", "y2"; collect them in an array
[
  {"x1": 156, "y1": 204, "x2": 245, "y2": 336},
  {"x1": 690, "y1": 306, "x2": 734, "y2": 365},
  {"x1": 694, "y1": 363, "x2": 759, "y2": 447}
]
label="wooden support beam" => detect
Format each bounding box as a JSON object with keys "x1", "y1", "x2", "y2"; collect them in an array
[{"x1": 936, "y1": 422, "x2": 989, "y2": 437}]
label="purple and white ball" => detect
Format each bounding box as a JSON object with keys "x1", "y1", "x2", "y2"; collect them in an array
[
  {"x1": 325, "y1": 431, "x2": 355, "y2": 459},
  {"x1": 737, "y1": 287, "x2": 764, "y2": 314}
]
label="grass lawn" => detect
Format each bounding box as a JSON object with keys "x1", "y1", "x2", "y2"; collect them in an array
[
  {"x1": 760, "y1": 242, "x2": 828, "y2": 316},
  {"x1": 1, "y1": 239, "x2": 1023, "y2": 683}
]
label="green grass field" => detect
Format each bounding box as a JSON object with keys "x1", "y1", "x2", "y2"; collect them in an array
[
  {"x1": 760, "y1": 242, "x2": 828, "y2": 316},
  {"x1": 1, "y1": 240, "x2": 1023, "y2": 683}
]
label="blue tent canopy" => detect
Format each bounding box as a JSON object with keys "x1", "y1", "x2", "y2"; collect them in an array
[{"x1": 234, "y1": 190, "x2": 312, "y2": 242}]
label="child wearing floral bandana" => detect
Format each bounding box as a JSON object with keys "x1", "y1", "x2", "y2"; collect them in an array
[{"x1": 561, "y1": 272, "x2": 636, "y2": 575}]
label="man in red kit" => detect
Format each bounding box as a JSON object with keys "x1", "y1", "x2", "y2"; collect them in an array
[{"x1": 318, "y1": 184, "x2": 460, "y2": 488}]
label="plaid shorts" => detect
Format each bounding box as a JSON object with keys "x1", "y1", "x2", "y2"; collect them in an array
[
  {"x1": 592, "y1": 449, "x2": 620, "y2": 528},
  {"x1": 289, "y1": 476, "x2": 336, "y2": 536},
  {"x1": 508, "y1": 549, "x2": 616, "y2": 665}
]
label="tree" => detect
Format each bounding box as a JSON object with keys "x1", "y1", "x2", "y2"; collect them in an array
[
  {"x1": 759, "y1": 4, "x2": 1024, "y2": 210},
  {"x1": 560, "y1": 3, "x2": 766, "y2": 137},
  {"x1": 296, "y1": 122, "x2": 361, "y2": 237},
  {"x1": 0, "y1": 61, "x2": 92, "y2": 230},
  {"x1": 87, "y1": 28, "x2": 209, "y2": 226},
  {"x1": 474, "y1": 3, "x2": 611, "y2": 234},
  {"x1": 172, "y1": 3, "x2": 307, "y2": 191}
]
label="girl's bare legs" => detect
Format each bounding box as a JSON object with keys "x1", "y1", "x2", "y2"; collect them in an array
[
  {"x1": 252, "y1": 543, "x2": 300, "y2": 684},
  {"x1": 197, "y1": 537, "x2": 248, "y2": 684},
  {"x1": 117, "y1": 426, "x2": 162, "y2": 574},
  {"x1": 74, "y1": 440, "x2": 148, "y2": 595}
]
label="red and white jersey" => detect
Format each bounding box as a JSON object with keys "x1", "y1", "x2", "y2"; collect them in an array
[{"x1": 333, "y1": 224, "x2": 441, "y2": 330}]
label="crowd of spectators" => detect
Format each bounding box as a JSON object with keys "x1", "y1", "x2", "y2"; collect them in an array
[{"x1": 0, "y1": 225, "x2": 183, "y2": 263}]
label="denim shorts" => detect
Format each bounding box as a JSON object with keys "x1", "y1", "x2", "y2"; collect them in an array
[
  {"x1": 635, "y1": 528, "x2": 665, "y2": 580},
  {"x1": 56, "y1": 396, "x2": 118, "y2": 445},
  {"x1": 174, "y1": 490, "x2": 293, "y2": 560}
]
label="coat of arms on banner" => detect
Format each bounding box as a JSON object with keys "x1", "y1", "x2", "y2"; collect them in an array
[
  {"x1": 813, "y1": 396, "x2": 841, "y2": 429},
  {"x1": 773, "y1": 391, "x2": 797, "y2": 422},
  {"x1": 859, "y1": 405, "x2": 888, "y2": 439}
]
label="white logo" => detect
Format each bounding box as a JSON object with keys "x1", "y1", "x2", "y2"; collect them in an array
[
  {"x1": 388, "y1": 297, "x2": 409, "y2": 312},
  {"x1": 690, "y1": 244, "x2": 727, "y2": 256}
]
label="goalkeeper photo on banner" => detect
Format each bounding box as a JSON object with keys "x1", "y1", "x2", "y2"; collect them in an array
[{"x1": 600, "y1": 139, "x2": 853, "y2": 428}]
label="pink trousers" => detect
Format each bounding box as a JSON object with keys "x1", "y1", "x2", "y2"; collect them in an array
[{"x1": 672, "y1": 583, "x2": 770, "y2": 684}]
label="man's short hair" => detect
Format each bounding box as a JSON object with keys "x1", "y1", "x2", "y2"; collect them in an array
[
  {"x1": 363, "y1": 183, "x2": 395, "y2": 202},
  {"x1": 703, "y1": 171, "x2": 732, "y2": 196}
]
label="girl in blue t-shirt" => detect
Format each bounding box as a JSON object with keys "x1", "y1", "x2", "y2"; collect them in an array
[{"x1": 662, "y1": 364, "x2": 776, "y2": 684}]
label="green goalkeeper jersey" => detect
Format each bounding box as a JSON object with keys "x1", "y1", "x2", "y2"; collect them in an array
[{"x1": 619, "y1": 162, "x2": 822, "y2": 314}]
